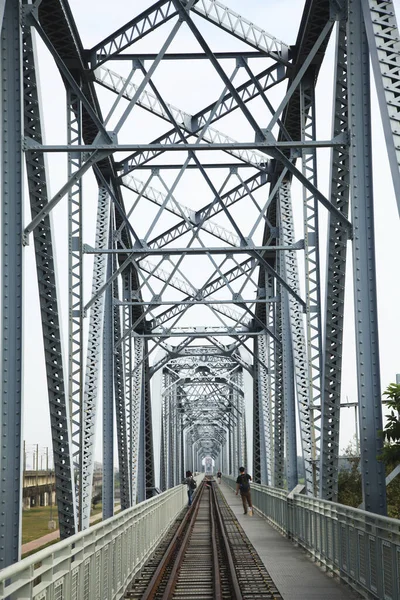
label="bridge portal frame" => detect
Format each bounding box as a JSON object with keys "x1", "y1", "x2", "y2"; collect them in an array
[{"x1": 1, "y1": 0, "x2": 400, "y2": 569}]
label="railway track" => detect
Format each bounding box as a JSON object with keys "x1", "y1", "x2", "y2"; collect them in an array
[{"x1": 125, "y1": 480, "x2": 282, "y2": 600}]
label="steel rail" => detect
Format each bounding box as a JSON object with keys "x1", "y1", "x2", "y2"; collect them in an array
[
  {"x1": 159, "y1": 490, "x2": 203, "y2": 599},
  {"x1": 136, "y1": 481, "x2": 243, "y2": 600},
  {"x1": 211, "y1": 484, "x2": 243, "y2": 600},
  {"x1": 210, "y1": 486, "x2": 222, "y2": 600},
  {"x1": 139, "y1": 494, "x2": 201, "y2": 600}
]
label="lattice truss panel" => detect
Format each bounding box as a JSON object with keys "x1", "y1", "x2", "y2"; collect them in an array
[
  {"x1": 4, "y1": 0, "x2": 398, "y2": 555},
  {"x1": 160, "y1": 347, "x2": 243, "y2": 482}
]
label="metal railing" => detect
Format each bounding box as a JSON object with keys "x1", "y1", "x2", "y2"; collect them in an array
[
  {"x1": 224, "y1": 475, "x2": 400, "y2": 600},
  {"x1": 0, "y1": 484, "x2": 191, "y2": 600}
]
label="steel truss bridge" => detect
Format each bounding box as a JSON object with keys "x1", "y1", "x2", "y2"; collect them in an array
[{"x1": 1, "y1": 0, "x2": 400, "y2": 575}]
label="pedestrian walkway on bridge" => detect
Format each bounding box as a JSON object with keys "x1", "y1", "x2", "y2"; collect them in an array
[{"x1": 218, "y1": 481, "x2": 361, "y2": 600}]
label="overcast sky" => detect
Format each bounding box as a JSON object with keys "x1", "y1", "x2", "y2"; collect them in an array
[{"x1": 22, "y1": 0, "x2": 400, "y2": 471}]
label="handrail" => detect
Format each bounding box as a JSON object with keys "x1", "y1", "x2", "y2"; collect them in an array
[
  {"x1": 0, "y1": 485, "x2": 191, "y2": 600},
  {"x1": 223, "y1": 475, "x2": 400, "y2": 599}
]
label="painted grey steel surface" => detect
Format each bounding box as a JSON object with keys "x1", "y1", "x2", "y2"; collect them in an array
[
  {"x1": 257, "y1": 334, "x2": 272, "y2": 485},
  {"x1": 83, "y1": 186, "x2": 110, "y2": 526},
  {"x1": 67, "y1": 86, "x2": 84, "y2": 530},
  {"x1": 2, "y1": 0, "x2": 400, "y2": 571},
  {"x1": 102, "y1": 231, "x2": 115, "y2": 520},
  {"x1": 0, "y1": 0, "x2": 23, "y2": 568},
  {"x1": 320, "y1": 18, "x2": 350, "y2": 502},
  {"x1": 279, "y1": 183, "x2": 314, "y2": 495},
  {"x1": 348, "y1": 0, "x2": 387, "y2": 515},
  {"x1": 300, "y1": 79, "x2": 322, "y2": 496},
  {"x1": 281, "y1": 282, "x2": 297, "y2": 493},
  {"x1": 21, "y1": 12, "x2": 76, "y2": 542}
]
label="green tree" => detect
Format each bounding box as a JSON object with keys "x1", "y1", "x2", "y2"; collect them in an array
[
  {"x1": 379, "y1": 383, "x2": 400, "y2": 518},
  {"x1": 380, "y1": 383, "x2": 400, "y2": 465}
]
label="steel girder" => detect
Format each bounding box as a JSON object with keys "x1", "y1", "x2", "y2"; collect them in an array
[
  {"x1": 143, "y1": 341, "x2": 155, "y2": 497},
  {"x1": 300, "y1": 78, "x2": 323, "y2": 496},
  {"x1": 0, "y1": 0, "x2": 23, "y2": 568},
  {"x1": 102, "y1": 228, "x2": 115, "y2": 520},
  {"x1": 89, "y1": 1, "x2": 179, "y2": 68},
  {"x1": 347, "y1": 0, "x2": 387, "y2": 515},
  {"x1": 129, "y1": 337, "x2": 144, "y2": 503},
  {"x1": 279, "y1": 264, "x2": 298, "y2": 492},
  {"x1": 252, "y1": 342, "x2": 261, "y2": 484},
  {"x1": 256, "y1": 334, "x2": 273, "y2": 486},
  {"x1": 21, "y1": 13, "x2": 76, "y2": 542},
  {"x1": 272, "y1": 264, "x2": 285, "y2": 489},
  {"x1": 67, "y1": 85, "x2": 84, "y2": 530},
  {"x1": 112, "y1": 249, "x2": 131, "y2": 511},
  {"x1": 81, "y1": 186, "x2": 111, "y2": 528},
  {"x1": 278, "y1": 181, "x2": 314, "y2": 495},
  {"x1": 319, "y1": 18, "x2": 350, "y2": 502}
]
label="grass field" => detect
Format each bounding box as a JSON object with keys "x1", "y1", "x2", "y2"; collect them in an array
[
  {"x1": 22, "y1": 502, "x2": 105, "y2": 545},
  {"x1": 22, "y1": 505, "x2": 60, "y2": 545}
]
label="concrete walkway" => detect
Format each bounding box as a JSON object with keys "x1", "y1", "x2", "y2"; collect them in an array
[{"x1": 219, "y1": 482, "x2": 362, "y2": 600}]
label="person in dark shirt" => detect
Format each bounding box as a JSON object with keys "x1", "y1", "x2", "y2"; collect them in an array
[
  {"x1": 216, "y1": 470, "x2": 222, "y2": 484},
  {"x1": 235, "y1": 466, "x2": 253, "y2": 515},
  {"x1": 183, "y1": 470, "x2": 196, "y2": 506}
]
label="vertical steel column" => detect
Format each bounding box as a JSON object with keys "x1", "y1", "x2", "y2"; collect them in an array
[
  {"x1": 320, "y1": 18, "x2": 350, "y2": 501},
  {"x1": 273, "y1": 265, "x2": 285, "y2": 488},
  {"x1": 143, "y1": 346, "x2": 155, "y2": 498},
  {"x1": 161, "y1": 370, "x2": 171, "y2": 488},
  {"x1": 222, "y1": 439, "x2": 228, "y2": 474},
  {"x1": 189, "y1": 432, "x2": 195, "y2": 473},
  {"x1": 113, "y1": 251, "x2": 130, "y2": 510},
  {"x1": 22, "y1": 15, "x2": 75, "y2": 541},
  {"x1": 0, "y1": 0, "x2": 22, "y2": 567},
  {"x1": 185, "y1": 430, "x2": 193, "y2": 473},
  {"x1": 300, "y1": 77, "x2": 323, "y2": 496},
  {"x1": 238, "y1": 373, "x2": 248, "y2": 469},
  {"x1": 160, "y1": 416, "x2": 166, "y2": 491},
  {"x1": 123, "y1": 273, "x2": 133, "y2": 504},
  {"x1": 67, "y1": 86, "x2": 84, "y2": 529},
  {"x1": 228, "y1": 411, "x2": 233, "y2": 476},
  {"x1": 131, "y1": 337, "x2": 144, "y2": 504},
  {"x1": 237, "y1": 378, "x2": 245, "y2": 468},
  {"x1": 257, "y1": 335, "x2": 272, "y2": 484},
  {"x1": 166, "y1": 376, "x2": 174, "y2": 487},
  {"x1": 172, "y1": 397, "x2": 179, "y2": 485},
  {"x1": 81, "y1": 185, "x2": 110, "y2": 529},
  {"x1": 281, "y1": 288, "x2": 298, "y2": 491},
  {"x1": 102, "y1": 231, "x2": 114, "y2": 520},
  {"x1": 232, "y1": 390, "x2": 239, "y2": 473},
  {"x1": 279, "y1": 182, "x2": 313, "y2": 494},
  {"x1": 137, "y1": 354, "x2": 146, "y2": 503},
  {"x1": 252, "y1": 341, "x2": 261, "y2": 483},
  {"x1": 181, "y1": 411, "x2": 184, "y2": 480},
  {"x1": 348, "y1": 0, "x2": 386, "y2": 514}
]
